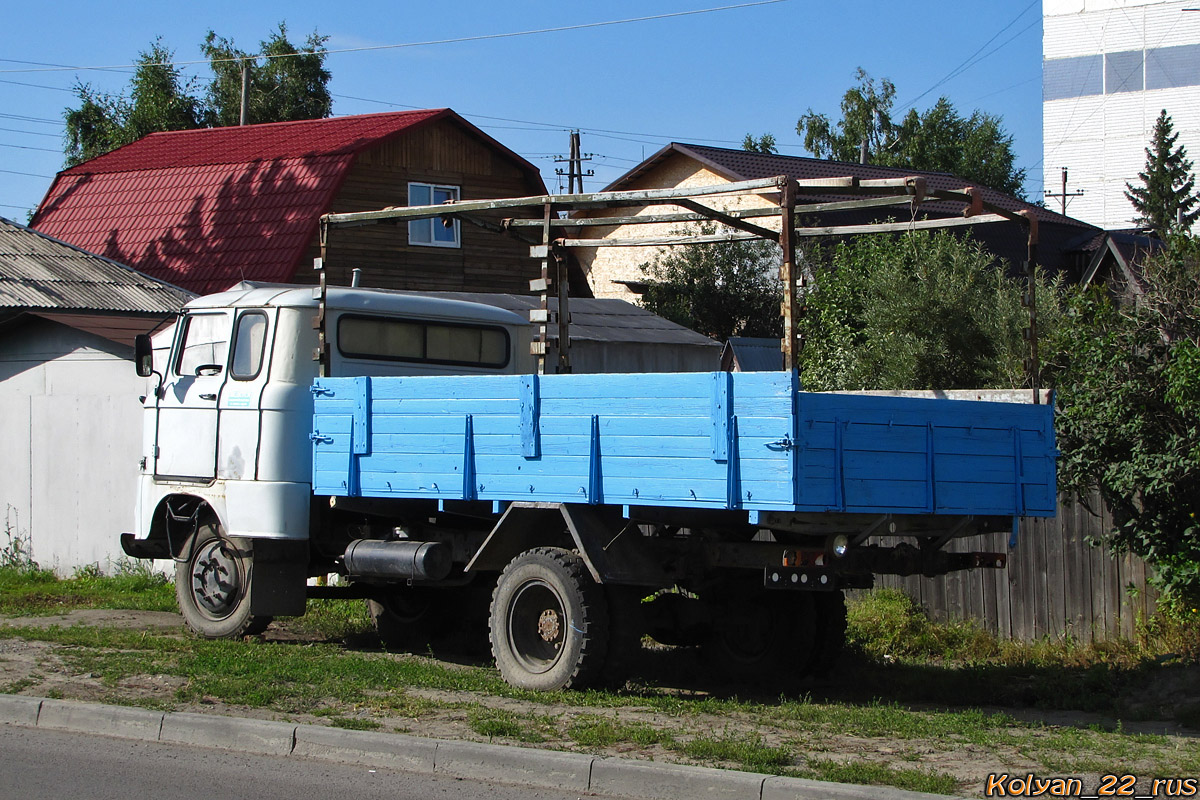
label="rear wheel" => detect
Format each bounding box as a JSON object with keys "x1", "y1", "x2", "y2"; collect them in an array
[
  {"x1": 175, "y1": 521, "x2": 271, "y2": 638},
  {"x1": 367, "y1": 589, "x2": 438, "y2": 649},
  {"x1": 704, "y1": 585, "x2": 814, "y2": 689},
  {"x1": 808, "y1": 591, "x2": 847, "y2": 676},
  {"x1": 489, "y1": 547, "x2": 609, "y2": 691}
]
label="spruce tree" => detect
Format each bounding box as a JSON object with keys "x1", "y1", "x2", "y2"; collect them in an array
[{"x1": 1125, "y1": 109, "x2": 1200, "y2": 236}]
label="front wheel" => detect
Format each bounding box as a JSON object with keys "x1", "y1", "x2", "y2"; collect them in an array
[
  {"x1": 489, "y1": 547, "x2": 608, "y2": 691},
  {"x1": 175, "y1": 522, "x2": 271, "y2": 638}
]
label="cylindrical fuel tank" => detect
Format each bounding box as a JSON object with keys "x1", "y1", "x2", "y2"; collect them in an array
[{"x1": 342, "y1": 539, "x2": 452, "y2": 582}]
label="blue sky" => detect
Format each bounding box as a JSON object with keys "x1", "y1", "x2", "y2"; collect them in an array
[{"x1": 0, "y1": 1, "x2": 1044, "y2": 220}]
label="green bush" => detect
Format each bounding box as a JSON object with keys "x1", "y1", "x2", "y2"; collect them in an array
[{"x1": 846, "y1": 588, "x2": 998, "y2": 661}]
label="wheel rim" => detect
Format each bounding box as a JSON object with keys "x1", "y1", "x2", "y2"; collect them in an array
[
  {"x1": 507, "y1": 579, "x2": 567, "y2": 674},
  {"x1": 190, "y1": 539, "x2": 243, "y2": 620}
]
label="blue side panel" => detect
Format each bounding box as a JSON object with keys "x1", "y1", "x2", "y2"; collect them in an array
[
  {"x1": 310, "y1": 372, "x2": 1056, "y2": 518},
  {"x1": 792, "y1": 392, "x2": 1056, "y2": 517}
]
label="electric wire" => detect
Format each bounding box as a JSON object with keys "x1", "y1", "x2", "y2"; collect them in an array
[
  {"x1": 899, "y1": 0, "x2": 1039, "y2": 111},
  {"x1": 0, "y1": 1, "x2": 789, "y2": 74}
]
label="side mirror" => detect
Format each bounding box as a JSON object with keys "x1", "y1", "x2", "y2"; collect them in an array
[{"x1": 135, "y1": 334, "x2": 154, "y2": 378}]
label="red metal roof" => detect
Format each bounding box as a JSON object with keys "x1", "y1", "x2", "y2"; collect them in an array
[
  {"x1": 30, "y1": 110, "x2": 519, "y2": 296},
  {"x1": 51, "y1": 109, "x2": 447, "y2": 175}
]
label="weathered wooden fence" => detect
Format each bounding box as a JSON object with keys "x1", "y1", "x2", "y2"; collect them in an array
[{"x1": 875, "y1": 492, "x2": 1158, "y2": 642}]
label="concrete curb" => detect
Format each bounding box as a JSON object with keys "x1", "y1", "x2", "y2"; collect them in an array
[
  {"x1": 37, "y1": 698, "x2": 164, "y2": 741},
  {"x1": 293, "y1": 725, "x2": 437, "y2": 773},
  {"x1": 160, "y1": 711, "x2": 295, "y2": 756},
  {"x1": 435, "y1": 738, "x2": 593, "y2": 791},
  {"x1": 591, "y1": 757, "x2": 766, "y2": 799},
  {"x1": 0, "y1": 694, "x2": 41, "y2": 726},
  {"x1": 0, "y1": 696, "x2": 963, "y2": 800}
]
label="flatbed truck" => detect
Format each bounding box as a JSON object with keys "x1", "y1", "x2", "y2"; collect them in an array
[{"x1": 122, "y1": 283, "x2": 1056, "y2": 690}]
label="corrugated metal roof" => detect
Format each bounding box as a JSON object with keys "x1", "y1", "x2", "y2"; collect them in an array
[
  {"x1": 51, "y1": 109, "x2": 447, "y2": 174},
  {"x1": 720, "y1": 337, "x2": 784, "y2": 371},
  {"x1": 0, "y1": 217, "x2": 192, "y2": 314},
  {"x1": 30, "y1": 110, "x2": 546, "y2": 297}
]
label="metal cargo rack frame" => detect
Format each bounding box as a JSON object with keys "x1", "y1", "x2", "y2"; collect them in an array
[{"x1": 316, "y1": 174, "x2": 1042, "y2": 402}]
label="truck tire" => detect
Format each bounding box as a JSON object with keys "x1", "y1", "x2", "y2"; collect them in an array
[
  {"x1": 598, "y1": 585, "x2": 645, "y2": 689},
  {"x1": 489, "y1": 547, "x2": 609, "y2": 691},
  {"x1": 176, "y1": 522, "x2": 272, "y2": 639},
  {"x1": 367, "y1": 586, "x2": 466, "y2": 650},
  {"x1": 808, "y1": 590, "x2": 847, "y2": 677},
  {"x1": 367, "y1": 592, "x2": 434, "y2": 649},
  {"x1": 704, "y1": 588, "x2": 814, "y2": 689}
]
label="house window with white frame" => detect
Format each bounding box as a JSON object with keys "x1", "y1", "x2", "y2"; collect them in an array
[{"x1": 408, "y1": 182, "x2": 461, "y2": 247}]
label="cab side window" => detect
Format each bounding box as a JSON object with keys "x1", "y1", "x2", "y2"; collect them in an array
[
  {"x1": 230, "y1": 312, "x2": 269, "y2": 380},
  {"x1": 176, "y1": 314, "x2": 230, "y2": 376}
]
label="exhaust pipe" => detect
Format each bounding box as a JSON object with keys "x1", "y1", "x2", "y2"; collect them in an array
[{"x1": 343, "y1": 539, "x2": 452, "y2": 582}]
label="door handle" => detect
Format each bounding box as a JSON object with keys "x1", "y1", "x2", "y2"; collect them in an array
[{"x1": 199, "y1": 393, "x2": 217, "y2": 401}]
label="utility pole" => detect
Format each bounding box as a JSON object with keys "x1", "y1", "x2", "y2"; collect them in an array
[
  {"x1": 545, "y1": 130, "x2": 593, "y2": 374},
  {"x1": 239, "y1": 60, "x2": 250, "y2": 126},
  {"x1": 554, "y1": 130, "x2": 593, "y2": 194},
  {"x1": 1044, "y1": 167, "x2": 1083, "y2": 215}
]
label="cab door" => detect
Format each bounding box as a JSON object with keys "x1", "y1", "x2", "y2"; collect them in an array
[{"x1": 155, "y1": 311, "x2": 232, "y2": 481}]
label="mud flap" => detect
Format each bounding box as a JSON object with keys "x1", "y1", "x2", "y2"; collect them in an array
[{"x1": 248, "y1": 539, "x2": 309, "y2": 616}]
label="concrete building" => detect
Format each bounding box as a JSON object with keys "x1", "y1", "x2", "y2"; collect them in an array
[{"x1": 1043, "y1": 0, "x2": 1200, "y2": 229}]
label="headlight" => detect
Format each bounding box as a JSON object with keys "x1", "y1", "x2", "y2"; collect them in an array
[{"x1": 831, "y1": 534, "x2": 849, "y2": 557}]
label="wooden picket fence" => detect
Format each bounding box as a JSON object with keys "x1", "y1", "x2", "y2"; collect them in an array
[{"x1": 874, "y1": 492, "x2": 1159, "y2": 642}]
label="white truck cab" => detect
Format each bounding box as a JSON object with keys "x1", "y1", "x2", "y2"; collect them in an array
[{"x1": 125, "y1": 283, "x2": 531, "y2": 635}]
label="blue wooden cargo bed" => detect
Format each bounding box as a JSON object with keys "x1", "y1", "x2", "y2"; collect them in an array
[{"x1": 310, "y1": 371, "x2": 1056, "y2": 519}]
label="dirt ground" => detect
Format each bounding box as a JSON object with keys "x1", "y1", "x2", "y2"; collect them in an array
[{"x1": 1, "y1": 609, "x2": 1197, "y2": 798}]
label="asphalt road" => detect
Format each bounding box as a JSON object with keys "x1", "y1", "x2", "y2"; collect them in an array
[{"x1": 0, "y1": 725, "x2": 616, "y2": 800}]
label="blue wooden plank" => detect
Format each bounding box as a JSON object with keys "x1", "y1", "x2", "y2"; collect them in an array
[
  {"x1": 520, "y1": 374, "x2": 540, "y2": 458},
  {"x1": 462, "y1": 414, "x2": 476, "y2": 501},
  {"x1": 711, "y1": 371, "x2": 731, "y2": 461},
  {"x1": 352, "y1": 376, "x2": 371, "y2": 455},
  {"x1": 726, "y1": 416, "x2": 740, "y2": 508},
  {"x1": 367, "y1": 398, "x2": 523, "y2": 415},
  {"x1": 588, "y1": 415, "x2": 602, "y2": 504},
  {"x1": 312, "y1": 372, "x2": 1057, "y2": 518}
]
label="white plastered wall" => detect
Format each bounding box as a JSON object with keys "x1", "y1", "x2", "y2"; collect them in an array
[
  {"x1": 576, "y1": 157, "x2": 782, "y2": 302},
  {"x1": 0, "y1": 318, "x2": 149, "y2": 573}
]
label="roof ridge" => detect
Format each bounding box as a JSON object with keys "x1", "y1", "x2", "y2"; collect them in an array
[
  {"x1": 60, "y1": 108, "x2": 450, "y2": 175},
  {"x1": 136, "y1": 107, "x2": 450, "y2": 141}
]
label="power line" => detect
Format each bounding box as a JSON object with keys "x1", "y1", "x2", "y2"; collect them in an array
[
  {"x1": 965, "y1": 76, "x2": 1038, "y2": 106},
  {"x1": 0, "y1": 142, "x2": 59, "y2": 153},
  {"x1": 0, "y1": 126, "x2": 61, "y2": 138},
  {"x1": 899, "y1": 0, "x2": 1038, "y2": 110},
  {"x1": 0, "y1": 168, "x2": 54, "y2": 178},
  {"x1": 0, "y1": 112, "x2": 62, "y2": 125},
  {"x1": 333, "y1": 91, "x2": 754, "y2": 148},
  {"x1": 0, "y1": 57, "x2": 133, "y2": 75},
  {"x1": 0, "y1": 78, "x2": 77, "y2": 93},
  {"x1": 0, "y1": 1, "x2": 790, "y2": 74}
]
